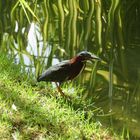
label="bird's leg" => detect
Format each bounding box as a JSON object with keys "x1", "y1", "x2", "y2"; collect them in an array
[{"x1": 55, "y1": 82, "x2": 65, "y2": 96}]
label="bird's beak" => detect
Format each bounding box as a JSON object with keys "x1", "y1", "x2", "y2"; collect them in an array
[{"x1": 90, "y1": 54, "x2": 102, "y2": 61}]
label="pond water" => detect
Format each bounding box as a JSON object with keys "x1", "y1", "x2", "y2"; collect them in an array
[{"x1": 13, "y1": 23, "x2": 60, "y2": 73}]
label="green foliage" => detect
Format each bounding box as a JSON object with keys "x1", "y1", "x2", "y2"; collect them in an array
[
  {"x1": 0, "y1": 53, "x2": 120, "y2": 139},
  {"x1": 0, "y1": 0, "x2": 140, "y2": 139}
]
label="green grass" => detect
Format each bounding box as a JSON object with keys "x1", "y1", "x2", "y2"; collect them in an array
[{"x1": 0, "y1": 53, "x2": 119, "y2": 140}]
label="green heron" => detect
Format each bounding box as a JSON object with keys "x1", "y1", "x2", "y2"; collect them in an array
[{"x1": 37, "y1": 51, "x2": 101, "y2": 96}]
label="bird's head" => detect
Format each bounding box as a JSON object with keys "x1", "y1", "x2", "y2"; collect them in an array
[{"x1": 76, "y1": 51, "x2": 101, "y2": 62}]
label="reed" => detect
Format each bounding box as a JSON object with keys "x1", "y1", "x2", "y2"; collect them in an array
[{"x1": 0, "y1": 0, "x2": 140, "y2": 138}]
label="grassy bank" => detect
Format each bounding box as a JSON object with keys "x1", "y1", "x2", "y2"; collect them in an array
[{"x1": 0, "y1": 53, "x2": 119, "y2": 139}]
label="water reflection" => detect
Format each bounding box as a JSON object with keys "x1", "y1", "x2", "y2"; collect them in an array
[{"x1": 14, "y1": 23, "x2": 59, "y2": 73}]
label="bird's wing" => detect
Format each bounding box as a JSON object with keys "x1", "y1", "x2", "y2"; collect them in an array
[{"x1": 38, "y1": 60, "x2": 72, "y2": 82}]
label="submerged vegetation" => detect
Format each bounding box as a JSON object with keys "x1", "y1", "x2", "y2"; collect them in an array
[{"x1": 0, "y1": 0, "x2": 140, "y2": 139}]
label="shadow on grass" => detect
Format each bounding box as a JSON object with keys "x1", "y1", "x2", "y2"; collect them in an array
[{"x1": 0, "y1": 81, "x2": 71, "y2": 139}]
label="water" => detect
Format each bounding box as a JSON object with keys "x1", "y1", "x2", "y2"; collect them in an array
[{"x1": 14, "y1": 23, "x2": 59, "y2": 74}]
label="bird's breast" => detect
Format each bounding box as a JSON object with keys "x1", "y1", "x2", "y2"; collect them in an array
[{"x1": 68, "y1": 62, "x2": 85, "y2": 80}]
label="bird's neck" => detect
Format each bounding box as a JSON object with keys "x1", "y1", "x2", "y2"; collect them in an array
[{"x1": 70, "y1": 56, "x2": 84, "y2": 64}]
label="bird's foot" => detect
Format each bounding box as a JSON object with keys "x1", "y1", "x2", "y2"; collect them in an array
[{"x1": 55, "y1": 82, "x2": 72, "y2": 100}]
